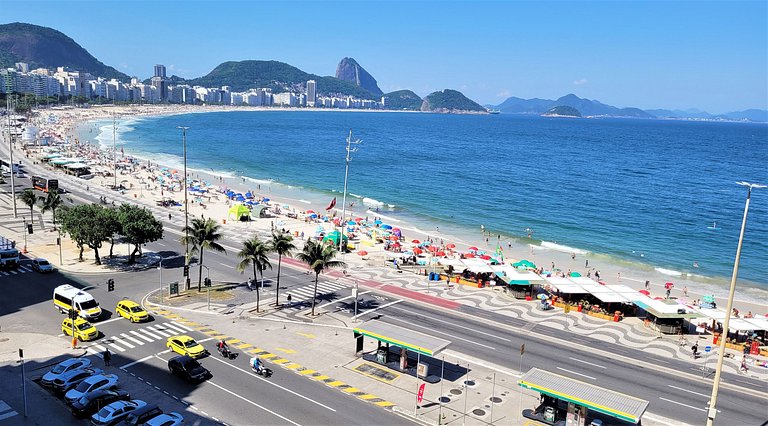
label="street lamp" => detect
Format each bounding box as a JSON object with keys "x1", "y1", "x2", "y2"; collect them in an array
[
  {"x1": 705, "y1": 181, "x2": 764, "y2": 426},
  {"x1": 158, "y1": 257, "x2": 164, "y2": 303},
  {"x1": 177, "y1": 126, "x2": 190, "y2": 289},
  {"x1": 112, "y1": 114, "x2": 118, "y2": 189},
  {"x1": 6, "y1": 94, "x2": 18, "y2": 218},
  {"x1": 339, "y1": 130, "x2": 361, "y2": 267},
  {"x1": 22, "y1": 217, "x2": 27, "y2": 254}
]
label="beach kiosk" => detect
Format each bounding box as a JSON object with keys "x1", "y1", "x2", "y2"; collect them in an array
[
  {"x1": 353, "y1": 321, "x2": 450, "y2": 381},
  {"x1": 633, "y1": 296, "x2": 700, "y2": 334},
  {"x1": 519, "y1": 368, "x2": 649, "y2": 425}
]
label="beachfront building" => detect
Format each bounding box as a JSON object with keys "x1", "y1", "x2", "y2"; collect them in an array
[
  {"x1": 168, "y1": 84, "x2": 196, "y2": 104},
  {"x1": 306, "y1": 79, "x2": 316, "y2": 107},
  {"x1": 273, "y1": 92, "x2": 298, "y2": 107}
]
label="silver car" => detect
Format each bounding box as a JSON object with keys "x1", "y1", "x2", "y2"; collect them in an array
[
  {"x1": 31, "y1": 258, "x2": 54, "y2": 273},
  {"x1": 90, "y1": 399, "x2": 147, "y2": 425},
  {"x1": 144, "y1": 412, "x2": 184, "y2": 426},
  {"x1": 64, "y1": 373, "x2": 118, "y2": 405},
  {"x1": 52, "y1": 368, "x2": 103, "y2": 394},
  {"x1": 41, "y1": 357, "x2": 92, "y2": 387}
]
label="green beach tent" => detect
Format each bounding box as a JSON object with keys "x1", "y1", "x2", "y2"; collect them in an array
[
  {"x1": 323, "y1": 230, "x2": 349, "y2": 246},
  {"x1": 227, "y1": 204, "x2": 251, "y2": 221}
]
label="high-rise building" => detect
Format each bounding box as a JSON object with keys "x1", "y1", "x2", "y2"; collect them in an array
[
  {"x1": 306, "y1": 80, "x2": 316, "y2": 107},
  {"x1": 154, "y1": 64, "x2": 167, "y2": 78}
]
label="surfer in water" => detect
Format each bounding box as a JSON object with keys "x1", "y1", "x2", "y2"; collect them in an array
[{"x1": 693, "y1": 261, "x2": 699, "y2": 268}]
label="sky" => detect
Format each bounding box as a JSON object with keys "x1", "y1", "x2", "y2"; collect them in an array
[{"x1": 2, "y1": 0, "x2": 766, "y2": 113}]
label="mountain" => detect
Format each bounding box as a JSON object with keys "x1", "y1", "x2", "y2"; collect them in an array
[
  {"x1": 184, "y1": 60, "x2": 377, "y2": 99},
  {"x1": 335, "y1": 57, "x2": 383, "y2": 96},
  {"x1": 645, "y1": 108, "x2": 714, "y2": 119},
  {"x1": 491, "y1": 93, "x2": 653, "y2": 118},
  {"x1": 421, "y1": 89, "x2": 486, "y2": 113},
  {"x1": 720, "y1": 109, "x2": 768, "y2": 122},
  {"x1": 543, "y1": 105, "x2": 581, "y2": 117},
  {"x1": 0, "y1": 22, "x2": 130, "y2": 81},
  {"x1": 382, "y1": 90, "x2": 422, "y2": 110}
]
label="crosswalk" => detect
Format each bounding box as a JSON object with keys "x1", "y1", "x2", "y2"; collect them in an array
[
  {"x1": 0, "y1": 265, "x2": 34, "y2": 277},
  {"x1": 88, "y1": 320, "x2": 194, "y2": 354},
  {"x1": 0, "y1": 400, "x2": 18, "y2": 421},
  {"x1": 284, "y1": 280, "x2": 351, "y2": 309}
]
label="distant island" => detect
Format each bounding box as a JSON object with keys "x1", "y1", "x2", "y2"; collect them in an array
[{"x1": 542, "y1": 105, "x2": 581, "y2": 118}]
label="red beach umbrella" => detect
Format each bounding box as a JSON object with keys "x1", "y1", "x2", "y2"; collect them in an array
[
  {"x1": 664, "y1": 282, "x2": 674, "y2": 290},
  {"x1": 436, "y1": 251, "x2": 446, "y2": 256},
  {"x1": 413, "y1": 248, "x2": 423, "y2": 255},
  {"x1": 446, "y1": 243, "x2": 456, "y2": 249},
  {"x1": 389, "y1": 235, "x2": 399, "y2": 241},
  {"x1": 468, "y1": 246, "x2": 479, "y2": 252},
  {"x1": 358, "y1": 250, "x2": 368, "y2": 256},
  {"x1": 480, "y1": 254, "x2": 491, "y2": 260},
  {"x1": 464, "y1": 253, "x2": 475, "y2": 258},
  {"x1": 639, "y1": 289, "x2": 650, "y2": 296},
  {"x1": 412, "y1": 239, "x2": 421, "y2": 244},
  {"x1": 428, "y1": 245, "x2": 439, "y2": 252},
  {"x1": 306, "y1": 210, "x2": 315, "y2": 213}
]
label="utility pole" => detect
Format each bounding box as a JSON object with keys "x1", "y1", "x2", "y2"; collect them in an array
[
  {"x1": 339, "y1": 130, "x2": 361, "y2": 266},
  {"x1": 177, "y1": 126, "x2": 190, "y2": 289},
  {"x1": 7, "y1": 94, "x2": 18, "y2": 218},
  {"x1": 112, "y1": 114, "x2": 118, "y2": 188}
]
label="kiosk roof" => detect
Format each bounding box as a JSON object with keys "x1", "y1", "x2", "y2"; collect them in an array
[{"x1": 353, "y1": 320, "x2": 451, "y2": 357}]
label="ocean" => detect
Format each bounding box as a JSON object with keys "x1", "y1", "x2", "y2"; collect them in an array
[{"x1": 86, "y1": 110, "x2": 768, "y2": 300}]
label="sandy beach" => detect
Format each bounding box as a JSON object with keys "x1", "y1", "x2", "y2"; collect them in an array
[{"x1": 18, "y1": 104, "x2": 768, "y2": 323}]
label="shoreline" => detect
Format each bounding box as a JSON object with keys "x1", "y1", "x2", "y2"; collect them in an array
[{"x1": 28, "y1": 104, "x2": 768, "y2": 315}]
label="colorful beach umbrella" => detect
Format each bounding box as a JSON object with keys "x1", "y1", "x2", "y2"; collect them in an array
[
  {"x1": 358, "y1": 250, "x2": 368, "y2": 256},
  {"x1": 446, "y1": 243, "x2": 456, "y2": 249},
  {"x1": 436, "y1": 251, "x2": 446, "y2": 256},
  {"x1": 639, "y1": 289, "x2": 650, "y2": 296},
  {"x1": 412, "y1": 239, "x2": 421, "y2": 244},
  {"x1": 468, "y1": 246, "x2": 479, "y2": 252}
]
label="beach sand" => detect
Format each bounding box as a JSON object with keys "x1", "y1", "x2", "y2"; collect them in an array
[{"x1": 20, "y1": 104, "x2": 768, "y2": 321}]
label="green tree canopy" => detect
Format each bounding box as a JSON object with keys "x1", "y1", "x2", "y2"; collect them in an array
[
  {"x1": 58, "y1": 203, "x2": 114, "y2": 264},
  {"x1": 295, "y1": 239, "x2": 346, "y2": 316},
  {"x1": 40, "y1": 190, "x2": 63, "y2": 225},
  {"x1": 118, "y1": 204, "x2": 164, "y2": 264},
  {"x1": 19, "y1": 188, "x2": 37, "y2": 218},
  {"x1": 237, "y1": 236, "x2": 272, "y2": 312},
  {"x1": 181, "y1": 217, "x2": 226, "y2": 291}
]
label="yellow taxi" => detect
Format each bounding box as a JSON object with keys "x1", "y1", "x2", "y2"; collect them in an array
[
  {"x1": 62, "y1": 317, "x2": 99, "y2": 341},
  {"x1": 167, "y1": 335, "x2": 207, "y2": 358},
  {"x1": 115, "y1": 299, "x2": 150, "y2": 323}
]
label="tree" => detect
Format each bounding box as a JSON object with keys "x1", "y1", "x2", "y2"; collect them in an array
[
  {"x1": 19, "y1": 188, "x2": 37, "y2": 218},
  {"x1": 236, "y1": 236, "x2": 272, "y2": 312},
  {"x1": 295, "y1": 239, "x2": 346, "y2": 316},
  {"x1": 101, "y1": 207, "x2": 122, "y2": 258},
  {"x1": 268, "y1": 230, "x2": 296, "y2": 306},
  {"x1": 39, "y1": 190, "x2": 63, "y2": 226},
  {"x1": 181, "y1": 217, "x2": 226, "y2": 291},
  {"x1": 58, "y1": 204, "x2": 113, "y2": 264},
  {"x1": 118, "y1": 204, "x2": 163, "y2": 264}
]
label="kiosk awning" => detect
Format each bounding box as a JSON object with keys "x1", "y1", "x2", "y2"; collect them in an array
[
  {"x1": 353, "y1": 320, "x2": 451, "y2": 357},
  {"x1": 519, "y1": 368, "x2": 650, "y2": 424},
  {"x1": 634, "y1": 297, "x2": 700, "y2": 319}
]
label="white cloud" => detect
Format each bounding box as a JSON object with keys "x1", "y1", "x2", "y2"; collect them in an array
[
  {"x1": 496, "y1": 89, "x2": 511, "y2": 98},
  {"x1": 573, "y1": 78, "x2": 588, "y2": 85}
]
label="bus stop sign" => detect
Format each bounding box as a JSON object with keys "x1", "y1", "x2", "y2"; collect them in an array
[{"x1": 705, "y1": 346, "x2": 712, "y2": 353}]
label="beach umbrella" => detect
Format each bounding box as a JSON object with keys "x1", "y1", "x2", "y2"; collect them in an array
[
  {"x1": 392, "y1": 242, "x2": 401, "y2": 247},
  {"x1": 570, "y1": 272, "x2": 582, "y2": 277},
  {"x1": 389, "y1": 235, "x2": 399, "y2": 241},
  {"x1": 664, "y1": 282, "x2": 674, "y2": 290},
  {"x1": 446, "y1": 243, "x2": 456, "y2": 249},
  {"x1": 468, "y1": 246, "x2": 479, "y2": 252},
  {"x1": 464, "y1": 253, "x2": 475, "y2": 258},
  {"x1": 393, "y1": 229, "x2": 402, "y2": 237},
  {"x1": 413, "y1": 248, "x2": 423, "y2": 255},
  {"x1": 306, "y1": 210, "x2": 315, "y2": 214},
  {"x1": 479, "y1": 254, "x2": 491, "y2": 260},
  {"x1": 355, "y1": 217, "x2": 364, "y2": 222},
  {"x1": 427, "y1": 245, "x2": 439, "y2": 252},
  {"x1": 358, "y1": 250, "x2": 368, "y2": 256},
  {"x1": 420, "y1": 241, "x2": 432, "y2": 247},
  {"x1": 347, "y1": 221, "x2": 357, "y2": 226},
  {"x1": 392, "y1": 228, "x2": 401, "y2": 232},
  {"x1": 411, "y1": 239, "x2": 420, "y2": 244},
  {"x1": 374, "y1": 220, "x2": 382, "y2": 225},
  {"x1": 639, "y1": 289, "x2": 650, "y2": 296},
  {"x1": 381, "y1": 224, "x2": 392, "y2": 230},
  {"x1": 309, "y1": 213, "x2": 318, "y2": 219},
  {"x1": 436, "y1": 251, "x2": 446, "y2": 256}
]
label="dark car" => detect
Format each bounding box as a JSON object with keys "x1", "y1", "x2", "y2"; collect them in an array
[
  {"x1": 71, "y1": 389, "x2": 131, "y2": 418},
  {"x1": 168, "y1": 355, "x2": 210, "y2": 382},
  {"x1": 121, "y1": 404, "x2": 164, "y2": 425}
]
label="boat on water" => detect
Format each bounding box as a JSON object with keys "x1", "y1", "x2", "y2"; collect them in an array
[
  {"x1": 487, "y1": 109, "x2": 500, "y2": 114},
  {"x1": 707, "y1": 221, "x2": 721, "y2": 230}
]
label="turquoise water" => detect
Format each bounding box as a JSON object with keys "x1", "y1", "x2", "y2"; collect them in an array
[{"x1": 91, "y1": 111, "x2": 767, "y2": 292}]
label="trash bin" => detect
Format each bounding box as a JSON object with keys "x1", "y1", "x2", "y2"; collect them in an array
[
  {"x1": 713, "y1": 332, "x2": 720, "y2": 345},
  {"x1": 578, "y1": 303, "x2": 583, "y2": 312}
]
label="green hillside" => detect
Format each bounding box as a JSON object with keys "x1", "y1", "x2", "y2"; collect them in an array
[
  {"x1": 185, "y1": 60, "x2": 377, "y2": 99},
  {"x1": 421, "y1": 89, "x2": 485, "y2": 112},
  {"x1": 382, "y1": 90, "x2": 422, "y2": 110},
  {"x1": 543, "y1": 105, "x2": 582, "y2": 117},
  {"x1": 0, "y1": 22, "x2": 130, "y2": 81}
]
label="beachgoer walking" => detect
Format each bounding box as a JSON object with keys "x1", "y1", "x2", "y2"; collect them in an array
[
  {"x1": 617, "y1": 272, "x2": 621, "y2": 281},
  {"x1": 683, "y1": 286, "x2": 688, "y2": 297},
  {"x1": 571, "y1": 253, "x2": 576, "y2": 260},
  {"x1": 740, "y1": 355, "x2": 749, "y2": 372},
  {"x1": 168, "y1": 213, "x2": 171, "y2": 221},
  {"x1": 666, "y1": 288, "x2": 671, "y2": 299},
  {"x1": 595, "y1": 270, "x2": 601, "y2": 280},
  {"x1": 692, "y1": 342, "x2": 699, "y2": 359},
  {"x1": 585, "y1": 259, "x2": 589, "y2": 268},
  {"x1": 103, "y1": 348, "x2": 111, "y2": 367}
]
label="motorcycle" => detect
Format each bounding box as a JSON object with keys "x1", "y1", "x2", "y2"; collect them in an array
[
  {"x1": 252, "y1": 365, "x2": 272, "y2": 378},
  {"x1": 216, "y1": 344, "x2": 238, "y2": 360}
]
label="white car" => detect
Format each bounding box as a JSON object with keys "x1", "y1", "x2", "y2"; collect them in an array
[
  {"x1": 31, "y1": 258, "x2": 54, "y2": 273},
  {"x1": 40, "y1": 357, "x2": 92, "y2": 387},
  {"x1": 90, "y1": 399, "x2": 147, "y2": 426},
  {"x1": 144, "y1": 412, "x2": 183, "y2": 426},
  {"x1": 64, "y1": 373, "x2": 119, "y2": 405}
]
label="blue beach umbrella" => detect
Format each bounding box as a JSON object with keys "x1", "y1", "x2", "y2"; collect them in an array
[
  {"x1": 381, "y1": 224, "x2": 392, "y2": 230},
  {"x1": 374, "y1": 220, "x2": 382, "y2": 225}
]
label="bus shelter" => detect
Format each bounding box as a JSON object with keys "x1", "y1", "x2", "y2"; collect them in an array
[
  {"x1": 519, "y1": 368, "x2": 649, "y2": 425},
  {"x1": 353, "y1": 320, "x2": 450, "y2": 378}
]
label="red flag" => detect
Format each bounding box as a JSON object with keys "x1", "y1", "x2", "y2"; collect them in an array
[{"x1": 325, "y1": 197, "x2": 336, "y2": 210}]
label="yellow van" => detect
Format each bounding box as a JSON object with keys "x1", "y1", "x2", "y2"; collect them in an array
[{"x1": 53, "y1": 284, "x2": 102, "y2": 321}]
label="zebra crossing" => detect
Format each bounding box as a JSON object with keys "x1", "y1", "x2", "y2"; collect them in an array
[
  {"x1": 87, "y1": 320, "x2": 194, "y2": 354},
  {"x1": 0, "y1": 400, "x2": 18, "y2": 421},
  {"x1": 284, "y1": 280, "x2": 352, "y2": 309},
  {"x1": 0, "y1": 265, "x2": 34, "y2": 276}
]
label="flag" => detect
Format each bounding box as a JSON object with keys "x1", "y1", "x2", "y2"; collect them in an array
[{"x1": 325, "y1": 197, "x2": 336, "y2": 210}]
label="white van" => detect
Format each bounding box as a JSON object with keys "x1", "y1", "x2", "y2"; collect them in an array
[{"x1": 53, "y1": 284, "x2": 102, "y2": 320}]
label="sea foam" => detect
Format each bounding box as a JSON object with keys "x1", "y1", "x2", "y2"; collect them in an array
[{"x1": 540, "y1": 241, "x2": 589, "y2": 255}]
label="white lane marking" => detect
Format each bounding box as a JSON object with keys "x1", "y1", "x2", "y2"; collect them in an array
[
  {"x1": 129, "y1": 330, "x2": 153, "y2": 343},
  {"x1": 120, "y1": 355, "x2": 154, "y2": 370},
  {"x1": 161, "y1": 323, "x2": 187, "y2": 334},
  {"x1": 206, "y1": 380, "x2": 302, "y2": 426},
  {"x1": 91, "y1": 344, "x2": 108, "y2": 352},
  {"x1": 107, "y1": 342, "x2": 126, "y2": 352},
  {"x1": 667, "y1": 385, "x2": 710, "y2": 398},
  {"x1": 351, "y1": 300, "x2": 403, "y2": 319},
  {"x1": 556, "y1": 367, "x2": 595, "y2": 380},
  {"x1": 170, "y1": 321, "x2": 194, "y2": 332},
  {"x1": 147, "y1": 325, "x2": 173, "y2": 337},
  {"x1": 442, "y1": 350, "x2": 520, "y2": 377},
  {"x1": 197, "y1": 337, "x2": 215, "y2": 344},
  {"x1": 392, "y1": 305, "x2": 513, "y2": 342},
  {"x1": 568, "y1": 357, "x2": 606, "y2": 369},
  {"x1": 120, "y1": 333, "x2": 144, "y2": 345},
  {"x1": 206, "y1": 355, "x2": 336, "y2": 412},
  {"x1": 97, "y1": 317, "x2": 124, "y2": 326},
  {"x1": 659, "y1": 397, "x2": 706, "y2": 412},
  {"x1": 386, "y1": 316, "x2": 496, "y2": 350},
  {"x1": 109, "y1": 336, "x2": 135, "y2": 349},
  {"x1": 0, "y1": 411, "x2": 18, "y2": 421},
  {"x1": 137, "y1": 328, "x2": 163, "y2": 340},
  {"x1": 318, "y1": 291, "x2": 371, "y2": 309}
]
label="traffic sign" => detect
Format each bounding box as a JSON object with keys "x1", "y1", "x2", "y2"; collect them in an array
[
  {"x1": 705, "y1": 345, "x2": 712, "y2": 353},
  {"x1": 417, "y1": 383, "x2": 425, "y2": 403}
]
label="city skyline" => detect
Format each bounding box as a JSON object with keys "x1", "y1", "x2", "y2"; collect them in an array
[{"x1": 2, "y1": 1, "x2": 767, "y2": 113}]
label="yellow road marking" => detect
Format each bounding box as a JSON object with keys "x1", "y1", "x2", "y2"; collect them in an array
[
  {"x1": 276, "y1": 347, "x2": 296, "y2": 354},
  {"x1": 314, "y1": 375, "x2": 330, "y2": 381},
  {"x1": 248, "y1": 348, "x2": 265, "y2": 354},
  {"x1": 375, "y1": 401, "x2": 395, "y2": 407},
  {"x1": 343, "y1": 387, "x2": 361, "y2": 393},
  {"x1": 261, "y1": 354, "x2": 278, "y2": 359},
  {"x1": 296, "y1": 332, "x2": 316, "y2": 339},
  {"x1": 359, "y1": 394, "x2": 378, "y2": 400},
  {"x1": 194, "y1": 326, "x2": 211, "y2": 331},
  {"x1": 273, "y1": 359, "x2": 290, "y2": 364},
  {"x1": 224, "y1": 339, "x2": 241, "y2": 344},
  {"x1": 285, "y1": 363, "x2": 302, "y2": 370},
  {"x1": 299, "y1": 369, "x2": 316, "y2": 375},
  {"x1": 327, "y1": 381, "x2": 345, "y2": 387},
  {"x1": 235, "y1": 343, "x2": 253, "y2": 349}
]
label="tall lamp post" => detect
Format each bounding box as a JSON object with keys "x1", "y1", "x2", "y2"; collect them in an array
[
  {"x1": 705, "y1": 181, "x2": 764, "y2": 426},
  {"x1": 7, "y1": 94, "x2": 18, "y2": 218},
  {"x1": 112, "y1": 114, "x2": 118, "y2": 188},
  {"x1": 339, "y1": 130, "x2": 361, "y2": 266},
  {"x1": 177, "y1": 126, "x2": 190, "y2": 288}
]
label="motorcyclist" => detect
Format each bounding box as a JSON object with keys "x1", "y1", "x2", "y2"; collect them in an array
[
  {"x1": 251, "y1": 356, "x2": 264, "y2": 374},
  {"x1": 218, "y1": 340, "x2": 229, "y2": 356}
]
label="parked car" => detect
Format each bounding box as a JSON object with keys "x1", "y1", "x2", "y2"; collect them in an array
[
  {"x1": 41, "y1": 357, "x2": 92, "y2": 387},
  {"x1": 168, "y1": 355, "x2": 210, "y2": 383},
  {"x1": 65, "y1": 373, "x2": 119, "y2": 405},
  {"x1": 71, "y1": 389, "x2": 130, "y2": 418},
  {"x1": 90, "y1": 399, "x2": 147, "y2": 426},
  {"x1": 144, "y1": 412, "x2": 183, "y2": 426},
  {"x1": 121, "y1": 404, "x2": 164, "y2": 425},
  {"x1": 52, "y1": 368, "x2": 104, "y2": 395},
  {"x1": 62, "y1": 317, "x2": 99, "y2": 341},
  {"x1": 115, "y1": 299, "x2": 150, "y2": 323},
  {"x1": 166, "y1": 335, "x2": 207, "y2": 358},
  {"x1": 31, "y1": 258, "x2": 54, "y2": 273}
]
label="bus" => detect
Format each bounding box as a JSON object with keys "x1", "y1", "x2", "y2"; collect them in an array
[
  {"x1": 32, "y1": 175, "x2": 59, "y2": 193},
  {"x1": 0, "y1": 236, "x2": 19, "y2": 270}
]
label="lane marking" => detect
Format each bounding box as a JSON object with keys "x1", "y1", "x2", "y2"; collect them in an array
[
  {"x1": 171, "y1": 321, "x2": 195, "y2": 331},
  {"x1": 318, "y1": 291, "x2": 371, "y2": 309},
  {"x1": 206, "y1": 380, "x2": 302, "y2": 426},
  {"x1": 137, "y1": 328, "x2": 163, "y2": 340},
  {"x1": 97, "y1": 317, "x2": 125, "y2": 326},
  {"x1": 555, "y1": 367, "x2": 595, "y2": 380},
  {"x1": 659, "y1": 397, "x2": 706, "y2": 412},
  {"x1": 391, "y1": 305, "x2": 512, "y2": 342},
  {"x1": 568, "y1": 357, "x2": 606, "y2": 369},
  {"x1": 107, "y1": 342, "x2": 126, "y2": 352},
  {"x1": 110, "y1": 336, "x2": 135, "y2": 349},
  {"x1": 129, "y1": 330, "x2": 154, "y2": 342},
  {"x1": 667, "y1": 385, "x2": 710, "y2": 398},
  {"x1": 161, "y1": 323, "x2": 188, "y2": 334},
  {"x1": 120, "y1": 354, "x2": 155, "y2": 370},
  {"x1": 387, "y1": 316, "x2": 495, "y2": 350},
  {"x1": 351, "y1": 300, "x2": 403, "y2": 319},
  {"x1": 147, "y1": 325, "x2": 174, "y2": 337},
  {"x1": 206, "y1": 355, "x2": 336, "y2": 412},
  {"x1": 120, "y1": 333, "x2": 145, "y2": 345}
]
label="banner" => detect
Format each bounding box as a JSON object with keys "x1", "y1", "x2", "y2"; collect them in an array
[{"x1": 325, "y1": 197, "x2": 337, "y2": 210}]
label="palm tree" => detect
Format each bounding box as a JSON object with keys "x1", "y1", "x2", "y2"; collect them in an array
[
  {"x1": 295, "y1": 239, "x2": 347, "y2": 316},
  {"x1": 19, "y1": 188, "x2": 37, "y2": 218},
  {"x1": 268, "y1": 230, "x2": 296, "y2": 306},
  {"x1": 237, "y1": 236, "x2": 272, "y2": 312},
  {"x1": 40, "y1": 191, "x2": 63, "y2": 226},
  {"x1": 181, "y1": 217, "x2": 226, "y2": 292}
]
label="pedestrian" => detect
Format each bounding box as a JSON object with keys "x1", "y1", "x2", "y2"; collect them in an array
[
  {"x1": 666, "y1": 288, "x2": 671, "y2": 299},
  {"x1": 168, "y1": 213, "x2": 171, "y2": 220},
  {"x1": 571, "y1": 253, "x2": 576, "y2": 260},
  {"x1": 287, "y1": 294, "x2": 292, "y2": 303},
  {"x1": 645, "y1": 280, "x2": 650, "y2": 290},
  {"x1": 683, "y1": 286, "x2": 688, "y2": 297},
  {"x1": 585, "y1": 259, "x2": 589, "y2": 268},
  {"x1": 740, "y1": 355, "x2": 749, "y2": 372},
  {"x1": 103, "y1": 348, "x2": 111, "y2": 367},
  {"x1": 617, "y1": 272, "x2": 621, "y2": 281},
  {"x1": 692, "y1": 342, "x2": 699, "y2": 359}
]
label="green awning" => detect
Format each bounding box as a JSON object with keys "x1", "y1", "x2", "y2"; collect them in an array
[
  {"x1": 354, "y1": 320, "x2": 450, "y2": 357},
  {"x1": 508, "y1": 280, "x2": 531, "y2": 286}
]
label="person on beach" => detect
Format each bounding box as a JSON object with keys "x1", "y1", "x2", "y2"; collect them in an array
[
  {"x1": 645, "y1": 280, "x2": 650, "y2": 290},
  {"x1": 683, "y1": 286, "x2": 688, "y2": 297},
  {"x1": 740, "y1": 355, "x2": 749, "y2": 373},
  {"x1": 691, "y1": 342, "x2": 699, "y2": 359}
]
